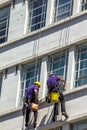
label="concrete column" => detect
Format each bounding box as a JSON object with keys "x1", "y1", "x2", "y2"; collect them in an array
[
  {"x1": 39, "y1": 56, "x2": 48, "y2": 99},
  {"x1": 16, "y1": 65, "x2": 22, "y2": 107},
  {"x1": 24, "y1": 0, "x2": 29, "y2": 34},
  {"x1": 46, "y1": 0, "x2": 55, "y2": 26},
  {"x1": 62, "y1": 124, "x2": 70, "y2": 130},
  {"x1": 72, "y1": 0, "x2": 81, "y2": 15},
  {"x1": 67, "y1": 45, "x2": 76, "y2": 89}
]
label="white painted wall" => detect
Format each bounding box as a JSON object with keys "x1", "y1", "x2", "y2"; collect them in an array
[
  {"x1": 1, "y1": 14, "x2": 87, "y2": 71},
  {"x1": 0, "y1": 66, "x2": 19, "y2": 112},
  {"x1": 0, "y1": 88, "x2": 87, "y2": 130},
  {"x1": 8, "y1": 0, "x2": 26, "y2": 41},
  {"x1": 1, "y1": 1, "x2": 87, "y2": 130}
]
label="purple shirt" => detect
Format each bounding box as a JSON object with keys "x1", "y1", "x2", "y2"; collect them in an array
[
  {"x1": 47, "y1": 75, "x2": 60, "y2": 87},
  {"x1": 26, "y1": 84, "x2": 39, "y2": 99}
]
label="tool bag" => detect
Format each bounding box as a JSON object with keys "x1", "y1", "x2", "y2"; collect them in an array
[
  {"x1": 51, "y1": 92, "x2": 60, "y2": 103},
  {"x1": 31, "y1": 103, "x2": 39, "y2": 111}
]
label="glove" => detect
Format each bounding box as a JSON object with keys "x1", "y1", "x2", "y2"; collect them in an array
[
  {"x1": 35, "y1": 99, "x2": 39, "y2": 104},
  {"x1": 45, "y1": 95, "x2": 51, "y2": 103}
]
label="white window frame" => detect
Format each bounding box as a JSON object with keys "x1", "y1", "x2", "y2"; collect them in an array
[
  {"x1": 0, "y1": 6, "x2": 10, "y2": 44},
  {"x1": 53, "y1": 0, "x2": 73, "y2": 23},
  {"x1": 28, "y1": 0, "x2": 48, "y2": 32},
  {"x1": 19, "y1": 61, "x2": 41, "y2": 106},
  {"x1": 48, "y1": 50, "x2": 68, "y2": 80},
  {"x1": 81, "y1": 0, "x2": 87, "y2": 11},
  {"x1": 74, "y1": 43, "x2": 87, "y2": 87}
]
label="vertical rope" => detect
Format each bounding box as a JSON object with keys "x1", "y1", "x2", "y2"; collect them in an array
[{"x1": 34, "y1": 0, "x2": 46, "y2": 80}]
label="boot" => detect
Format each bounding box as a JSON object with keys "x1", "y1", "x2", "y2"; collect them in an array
[
  {"x1": 62, "y1": 112, "x2": 69, "y2": 118},
  {"x1": 52, "y1": 115, "x2": 57, "y2": 122},
  {"x1": 25, "y1": 122, "x2": 28, "y2": 127},
  {"x1": 33, "y1": 121, "x2": 37, "y2": 128}
]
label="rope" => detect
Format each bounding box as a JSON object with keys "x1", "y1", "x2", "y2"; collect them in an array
[{"x1": 34, "y1": 0, "x2": 46, "y2": 80}]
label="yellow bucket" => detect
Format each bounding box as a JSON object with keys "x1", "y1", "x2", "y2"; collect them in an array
[{"x1": 51, "y1": 92, "x2": 60, "y2": 103}]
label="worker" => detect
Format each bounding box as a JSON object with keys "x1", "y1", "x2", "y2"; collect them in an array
[
  {"x1": 47, "y1": 72, "x2": 69, "y2": 121},
  {"x1": 23, "y1": 81, "x2": 41, "y2": 128}
]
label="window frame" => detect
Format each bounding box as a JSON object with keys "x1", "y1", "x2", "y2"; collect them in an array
[
  {"x1": 74, "y1": 43, "x2": 87, "y2": 87},
  {"x1": 53, "y1": 0, "x2": 73, "y2": 23},
  {"x1": 48, "y1": 50, "x2": 68, "y2": 80},
  {"x1": 28, "y1": 0, "x2": 48, "y2": 32},
  {"x1": 19, "y1": 60, "x2": 41, "y2": 106},
  {"x1": 0, "y1": 5, "x2": 10, "y2": 44},
  {"x1": 81, "y1": 0, "x2": 87, "y2": 11}
]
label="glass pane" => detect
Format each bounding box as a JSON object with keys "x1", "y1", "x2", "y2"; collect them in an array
[
  {"x1": 80, "y1": 60, "x2": 87, "y2": 69},
  {"x1": 74, "y1": 44, "x2": 87, "y2": 87},
  {"x1": 80, "y1": 68, "x2": 87, "y2": 77},
  {"x1": 0, "y1": 6, "x2": 10, "y2": 44},
  {"x1": 48, "y1": 51, "x2": 68, "y2": 80},
  {"x1": 54, "y1": 0, "x2": 72, "y2": 22},
  {"x1": 28, "y1": 0, "x2": 48, "y2": 31},
  {"x1": 0, "y1": 37, "x2": 5, "y2": 44},
  {"x1": 81, "y1": 52, "x2": 87, "y2": 60},
  {"x1": 19, "y1": 61, "x2": 41, "y2": 106}
]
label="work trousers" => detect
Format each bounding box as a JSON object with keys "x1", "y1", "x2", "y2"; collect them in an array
[
  {"x1": 53, "y1": 91, "x2": 66, "y2": 116},
  {"x1": 25, "y1": 98, "x2": 38, "y2": 124},
  {"x1": 26, "y1": 107, "x2": 38, "y2": 124}
]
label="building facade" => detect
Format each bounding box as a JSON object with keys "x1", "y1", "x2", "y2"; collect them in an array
[{"x1": 0, "y1": 0, "x2": 87, "y2": 130}]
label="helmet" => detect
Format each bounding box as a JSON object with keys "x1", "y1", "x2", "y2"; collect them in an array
[
  {"x1": 34, "y1": 81, "x2": 41, "y2": 87},
  {"x1": 50, "y1": 72, "x2": 54, "y2": 76}
]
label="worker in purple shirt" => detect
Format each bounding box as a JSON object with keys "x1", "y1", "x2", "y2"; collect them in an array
[
  {"x1": 47, "y1": 72, "x2": 69, "y2": 121},
  {"x1": 23, "y1": 81, "x2": 41, "y2": 128}
]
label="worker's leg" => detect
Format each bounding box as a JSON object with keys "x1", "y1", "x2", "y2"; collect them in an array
[
  {"x1": 33, "y1": 111, "x2": 38, "y2": 128},
  {"x1": 59, "y1": 92, "x2": 69, "y2": 118},
  {"x1": 52, "y1": 102, "x2": 58, "y2": 122},
  {"x1": 25, "y1": 107, "x2": 31, "y2": 127}
]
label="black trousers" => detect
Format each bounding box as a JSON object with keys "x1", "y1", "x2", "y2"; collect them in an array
[
  {"x1": 25, "y1": 98, "x2": 38, "y2": 124},
  {"x1": 53, "y1": 90, "x2": 66, "y2": 116}
]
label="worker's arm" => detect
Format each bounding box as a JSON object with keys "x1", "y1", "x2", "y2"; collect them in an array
[
  {"x1": 34, "y1": 89, "x2": 39, "y2": 103},
  {"x1": 59, "y1": 77, "x2": 66, "y2": 86}
]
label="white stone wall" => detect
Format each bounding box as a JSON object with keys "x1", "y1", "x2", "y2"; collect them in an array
[
  {"x1": 1, "y1": 13, "x2": 87, "y2": 70},
  {"x1": 0, "y1": 66, "x2": 19, "y2": 112},
  {"x1": 0, "y1": 1, "x2": 87, "y2": 130},
  {"x1": 0, "y1": 87, "x2": 87, "y2": 130}
]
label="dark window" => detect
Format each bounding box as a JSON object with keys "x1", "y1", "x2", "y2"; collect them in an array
[
  {"x1": 0, "y1": 6, "x2": 10, "y2": 44},
  {"x1": 28, "y1": 0, "x2": 48, "y2": 31}
]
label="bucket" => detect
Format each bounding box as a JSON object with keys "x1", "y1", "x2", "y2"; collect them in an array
[
  {"x1": 51, "y1": 92, "x2": 60, "y2": 103},
  {"x1": 31, "y1": 103, "x2": 39, "y2": 111}
]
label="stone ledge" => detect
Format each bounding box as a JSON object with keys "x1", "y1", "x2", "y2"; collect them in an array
[
  {"x1": 30, "y1": 112, "x2": 87, "y2": 130},
  {"x1": 0, "y1": 107, "x2": 22, "y2": 117},
  {"x1": 0, "y1": 85, "x2": 87, "y2": 117},
  {"x1": 1, "y1": 9, "x2": 87, "y2": 49}
]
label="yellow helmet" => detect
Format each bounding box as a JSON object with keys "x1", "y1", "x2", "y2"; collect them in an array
[{"x1": 34, "y1": 81, "x2": 41, "y2": 87}]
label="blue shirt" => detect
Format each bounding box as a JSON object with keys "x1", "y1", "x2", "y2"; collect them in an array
[
  {"x1": 47, "y1": 75, "x2": 60, "y2": 87},
  {"x1": 26, "y1": 84, "x2": 39, "y2": 99}
]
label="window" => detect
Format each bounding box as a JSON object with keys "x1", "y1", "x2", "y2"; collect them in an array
[
  {"x1": 49, "y1": 127, "x2": 62, "y2": 130},
  {"x1": 19, "y1": 61, "x2": 41, "y2": 105},
  {"x1": 0, "y1": 73, "x2": 3, "y2": 97},
  {"x1": 0, "y1": 6, "x2": 10, "y2": 44},
  {"x1": 71, "y1": 120, "x2": 87, "y2": 130},
  {"x1": 81, "y1": 0, "x2": 87, "y2": 11},
  {"x1": 74, "y1": 43, "x2": 87, "y2": 87},
  {"x1": 28, "y1": 0, "x2": 48, "y2": 32},
  {"x1": 53, "y1": 0, "x2": 73, "y2": 22},
  {"x1": 48, "y1": 51, "x2": 68, "y2": 80}
]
